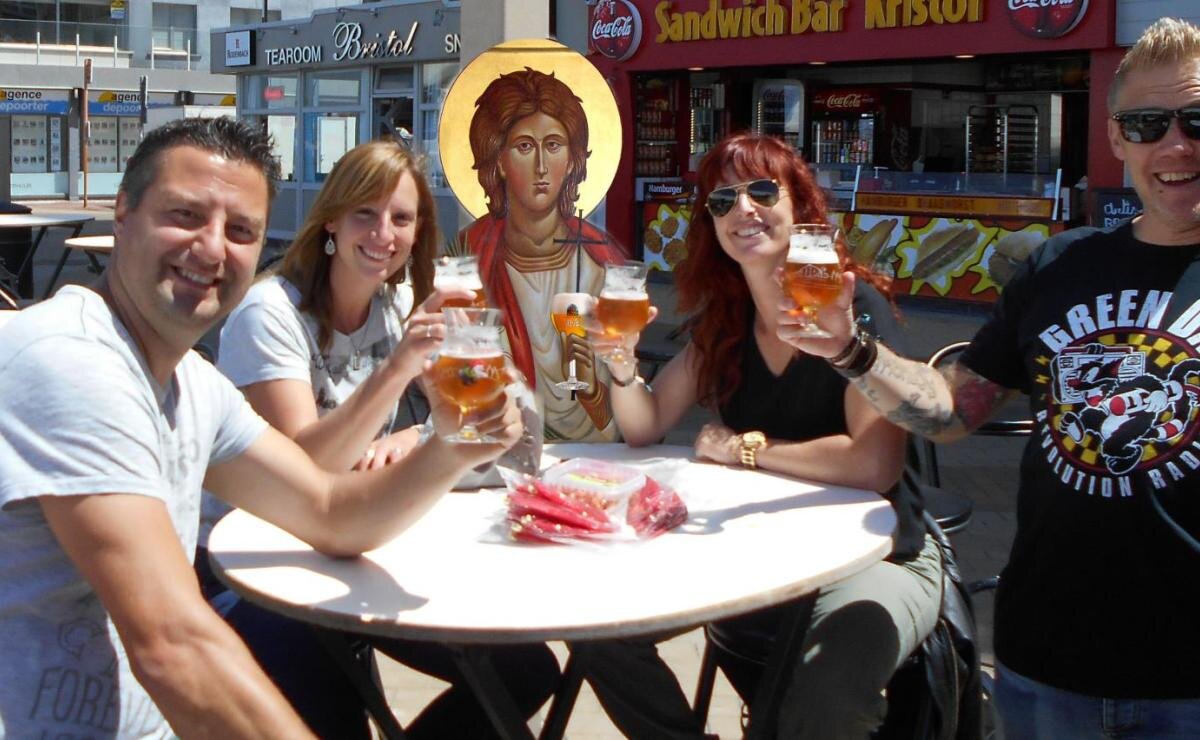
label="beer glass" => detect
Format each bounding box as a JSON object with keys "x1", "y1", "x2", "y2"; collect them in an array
[
  {"x1": 431, "y1": 307, "x2": 507, "y2": 443},
  {"x1": 784, "y1": 224, "x2": 842, "y2": 338},
  {"x1": 596, "y1": 261, "x2": 651, "y2": 365},
  {"x1": 434, "y1": 255, "x2": 486, "y2": 309},
  {"x1": 551, "y1": 292, "x2": 592, "y2": 393}
]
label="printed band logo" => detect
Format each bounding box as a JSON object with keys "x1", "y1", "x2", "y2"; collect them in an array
[
  {"x1": 1008, "y1": 0, "x2": 1089, "y2": 39},
  {"x1": 590, "y1": 0, "x2": 643, "y2": 61},
  {"x1": 1038, "y1": 329, "x2": 1200, "y2": 496}
]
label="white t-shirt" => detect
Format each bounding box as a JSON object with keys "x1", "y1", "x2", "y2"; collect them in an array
[
  {"x1": 0, "y1": 286, "x2": 267, "y2": 739},
  {"x1": 200, "y1": 275, "x2": 416, "y2": 545}
]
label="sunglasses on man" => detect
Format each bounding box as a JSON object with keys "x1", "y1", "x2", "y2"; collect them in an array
[
  {"x1": 705, "y1": 179, "x2": 784, "y2": 218},
  {"x1": 1111, "y1": 107, "x2": 1200, "y2": 144}
]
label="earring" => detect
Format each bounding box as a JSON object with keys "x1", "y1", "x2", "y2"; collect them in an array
[{"x1": 324, "y1": 235, "x2": 336, "y2": 256}]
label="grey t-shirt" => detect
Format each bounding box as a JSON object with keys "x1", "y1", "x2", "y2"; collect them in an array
[
  {"x1": 200, "y1": 276, "x2": 416, "y2": 546},
  {"x1": 0, "y1": 286, "x2": 267, "y2": 738}
]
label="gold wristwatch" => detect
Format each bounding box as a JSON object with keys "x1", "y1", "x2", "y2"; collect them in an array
[{"x1": 739, "y1": 431, "x2": 767, "y2": 469}]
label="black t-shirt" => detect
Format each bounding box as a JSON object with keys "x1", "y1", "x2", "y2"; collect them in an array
[
  {"x1": 961, "y1": 221, "x2": 1200, "y2": 698},
  {"x1": 719, "y1": 281, "x2": 925, "y2": 560}
]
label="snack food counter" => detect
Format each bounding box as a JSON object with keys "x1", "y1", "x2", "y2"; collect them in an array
[{"x1": 833, "y1": 169, "x2": 1066, "y2": 303}]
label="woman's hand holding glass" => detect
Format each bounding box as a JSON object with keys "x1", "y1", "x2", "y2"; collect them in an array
[
  {"x1": 427, "y1": 307, "x2": 516, "y2": 444},
  {"x1": 593, "y1": 261, "x2": 653, "y2": 367},
  {"x1": 392, "y1": 286, "x2": 475, "y2": 380},
  {"x1": 585, "y1": 303, "x2": 659, "y2": 384},
  {"x1": 776, "y1": 268, "x2": 859, "y2": 359}
]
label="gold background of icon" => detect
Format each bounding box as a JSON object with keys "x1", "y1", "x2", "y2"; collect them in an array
[{"x1": 438, "y1": 38, "x2": 622, "y2": 220}]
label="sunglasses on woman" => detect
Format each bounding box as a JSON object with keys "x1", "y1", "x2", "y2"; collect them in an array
[
  {"x1": 705, "y1": 179, "x2": 783, "y2": 218},
  {"x1": 1111, "y1": 107, "x2": 1200, "y2": 143}
]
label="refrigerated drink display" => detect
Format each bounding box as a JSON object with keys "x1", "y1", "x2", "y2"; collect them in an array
[
  {"x1": 635, "y1": 77, "x2": 679, "y2": 177},
  {"x1": 689, "y1": 82, "x2": 724, "y2": 170},
  {"x1": 812, "y1": 116, "x2": 875, "y2": 165},
  {"x1": 753, "y1": 79, "x2": 804, "y2": 150}
]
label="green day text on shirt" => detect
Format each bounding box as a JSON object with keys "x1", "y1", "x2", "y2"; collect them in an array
[{"x1": 1032, "y1": 287, "x2": 1200, "y2": 496}]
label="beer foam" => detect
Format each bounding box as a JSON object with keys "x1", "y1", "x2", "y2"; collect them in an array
[
  {"x1": 788, "y1": 234, "x2": 837, "y2": 264},
  {"x1": 599, "y1": 289, "x2": 648, "y2": 301},
  {"x1": 441, "y1": 348, "x2": 504, "y2": 360},
  {"x1": 435, "y1": 276, "x2": 484, "y2": 291}
]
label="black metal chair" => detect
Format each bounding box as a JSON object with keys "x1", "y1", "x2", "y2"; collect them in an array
[
  {"x1": 690, "y1": 513, "x2": 982, "y2": 740},
  {"x1": 914, "y1": 342, "x2": 976, "y2": 535}
]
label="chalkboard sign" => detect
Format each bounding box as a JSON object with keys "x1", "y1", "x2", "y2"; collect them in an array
[{"x1": 1091, "y1": 188, "x2": 1142, "y2": 228}]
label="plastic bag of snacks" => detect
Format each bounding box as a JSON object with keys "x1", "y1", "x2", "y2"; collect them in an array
[{"x1": 503, "y1": 459, "x2": 687, "y2": 544}]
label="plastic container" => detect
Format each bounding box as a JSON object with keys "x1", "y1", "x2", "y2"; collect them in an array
[{"x1": 543, "y1": 458, "x2": 646, "y2": 507}]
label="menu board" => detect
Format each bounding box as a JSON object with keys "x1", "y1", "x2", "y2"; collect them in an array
[
  {"x1": 12, "y1": 115, "x2": 47, "y2": 173},
  {"x1": 88, "y1": 117, "x2": 120, "y2": 173}
]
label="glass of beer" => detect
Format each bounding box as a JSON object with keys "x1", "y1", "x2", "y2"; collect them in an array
[
  {"x1": 434, "y1": 255, "x2": 486, "y2": 309},
  {"x1": 431, "y1": 307, "x2": 507, "y2": 443},
  {"x1": 596, "y1": 261, "x2": 651, "y2": 365},
  {"x1": 551, "y1": 292, "x2": 593, "y2": 393},
  {"x1": 784, "y1": 224, "x2": 842, "y2": 338}
]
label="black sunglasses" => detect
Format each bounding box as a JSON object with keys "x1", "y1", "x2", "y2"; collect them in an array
[
  {"x1": 705, "y1": 179, "x2": 782, "y2": 218},
  {"x1": 1111, "y1": 107, "x2": 1200, "y2": 143}
]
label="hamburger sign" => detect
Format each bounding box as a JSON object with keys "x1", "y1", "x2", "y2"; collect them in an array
[{"x1": 590, "y1": 0, "x2": 643, "y2": 61}]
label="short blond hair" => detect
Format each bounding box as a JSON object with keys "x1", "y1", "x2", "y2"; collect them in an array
[{"x1": 1109, "y1": 17, "x2": 1200, "y2": 112}]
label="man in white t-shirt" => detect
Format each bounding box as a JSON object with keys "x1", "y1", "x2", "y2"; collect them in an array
[{"x1": 0, "y1": 117, "x2": 523, "y2": 738}]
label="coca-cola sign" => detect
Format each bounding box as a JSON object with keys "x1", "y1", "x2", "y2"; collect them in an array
[
  {"x1": 1008, "y1": 0, "x2": 1089, "y2": 39},
  {"x1": 590, "y1": 0, "x2": 642, "y2": 61},
  {"x1": 814, "y1": 89, "x2": 878, "y2": 114}
]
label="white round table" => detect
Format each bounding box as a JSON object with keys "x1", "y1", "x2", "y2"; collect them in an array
[
  {"x1": 209, "y1": 444, "x2": 896, "y2": 738},
  {"x1": 209, "y1": 443, "x2": 896, "y2": 644},
  {"x1": 0, "y1": 213, "x2": 95, "y2": 298}
]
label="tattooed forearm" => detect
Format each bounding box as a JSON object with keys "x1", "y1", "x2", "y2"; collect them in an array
[
  {"x1": 846, "y1": 343, "x2": 964, "y2": 439},
  {"x1": 949, "y1": 367, "x2": 1009, "y2": 430},
  {"x1": 888, "y1": 399, "x2": 957, "y2": 436}
]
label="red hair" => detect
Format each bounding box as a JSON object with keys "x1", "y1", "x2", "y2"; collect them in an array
[{"x1": 675, "y1": 133, "x2": 892, "y2": 408}]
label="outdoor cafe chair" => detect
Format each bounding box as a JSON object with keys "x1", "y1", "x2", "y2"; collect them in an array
[{"x1": 690, "y1": 511, "x2": 984, "y2": 740}]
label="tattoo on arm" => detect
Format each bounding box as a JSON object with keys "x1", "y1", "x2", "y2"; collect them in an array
[{"x1": 949, "y1": 368, "x2": 1008, "y2": 431}]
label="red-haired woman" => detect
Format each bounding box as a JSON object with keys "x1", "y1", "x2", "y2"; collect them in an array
[{"x1": 577, "y1": 133, "x2": 943, "y2": 738}]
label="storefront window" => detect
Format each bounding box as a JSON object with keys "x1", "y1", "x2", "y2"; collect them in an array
[
  {"x1": 248, "y1": 74, "x2": 298, "y2": 110},
  {"x1": 10, "y1": 113, "x2": 67, "y2": 198},
  {"x1": 268, "y1": 115, "x2": 297, "y2": 182},
  {"x1": 87, "y1": 117, "x2": 120, "y2": 174},
  {"x1": 304, "y1": 113, "x2": 358, "y2": 182},
  {"x1": 422, "y1": 62, "x2": 457, "y2": 106},
  {"x1": 421, "y1": 108, "x2": 444, "y2": 188},
  {"x1": 152, "y1": 2, "x2": 198, "y2": 51},
  {"x1": 376, "y1": 67, "x2": 414, "y2": 94},
  {"x1": 306, "y1": 71, "x2": 362, "y2": 107}
]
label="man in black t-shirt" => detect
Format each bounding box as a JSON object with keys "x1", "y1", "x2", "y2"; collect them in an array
[{"x1": 779, "y1": 17, "x2": 1200, "y2": 738}]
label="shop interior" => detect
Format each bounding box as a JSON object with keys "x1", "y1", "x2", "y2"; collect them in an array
[{"x1": 632, "y1": 53, "x2": 1090, "y2": 204}]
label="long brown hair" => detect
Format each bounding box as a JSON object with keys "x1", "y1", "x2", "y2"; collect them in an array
[
  {"x1": 277, "y1": 139, "x2": 437, "y2": 350},
  {"x1": 675, "y1": 133, "x2": 891, "y2": 408},
  {"x1": 469, "y1": 68, "x2": 590, "y2": 219}
]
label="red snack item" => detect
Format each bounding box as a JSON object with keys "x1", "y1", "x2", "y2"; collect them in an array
[
  {"x1": 510, "y1": 515, "x2": 603, "y2": 543},
  {"x1": 507, "y1": 491, "x2": 616, "y2": 533},
  {"x1": 627, "y1": 477, "x2": 688, "y2": 537},
  {"x1": 530, "y1": 479, "x2": 612, "y2": 521}
]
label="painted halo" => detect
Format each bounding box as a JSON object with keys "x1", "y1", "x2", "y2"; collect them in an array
[{"x1": 438, "y1": 38, "x2": 622, "y2": 220}]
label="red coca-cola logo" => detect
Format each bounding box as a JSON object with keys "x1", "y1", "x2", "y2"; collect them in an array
[
  {"x1": 815, "y1": 90, "x2": 877, "y2": 113},
  {"x1": 1008, "y1": 0, "x2": 1089, "y2": 39},
  {"x1": 590, "y1": 0, "x2": 642, "y2": 61}
]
